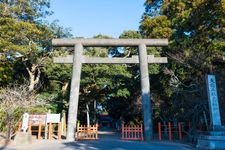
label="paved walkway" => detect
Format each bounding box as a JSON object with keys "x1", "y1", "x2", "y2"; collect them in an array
[
  {"x1": 1, "y1": 139, "x2": 194, "y2": 150},
  {"x1": 0, "y1": 127, "x2": 195, "y2": 150}
]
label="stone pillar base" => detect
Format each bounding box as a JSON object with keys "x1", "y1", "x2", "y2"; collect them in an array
[
  {"x1": 13, "y1": 132, "x2": 33, "y2": 145},
  {"x1": 197, "y1": 132, "x2": 225, "y2": 150}
]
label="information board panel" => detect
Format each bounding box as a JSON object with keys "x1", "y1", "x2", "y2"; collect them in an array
[{"x1": 46, "y1": 114, "x2": 61, "y2": 123}]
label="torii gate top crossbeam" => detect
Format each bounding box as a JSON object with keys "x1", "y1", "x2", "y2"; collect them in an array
[{"x1": 52, "y1": 39, "x2": 168, "y2": 47}]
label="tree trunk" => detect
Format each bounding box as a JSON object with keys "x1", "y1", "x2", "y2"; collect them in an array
[
  {"x1": 86, "y1": 104, "x2": 90, "y2": 127},
  {"x1": 26, "y1": 64, "x2": 41, "y2": 91},
  {"x1": 93, "y1": 100, "x2": 96, "y2": 123},
  {"x1": 6, "y1": 113, "x2": 12, "y2": 140},
  {"x1": 2, "y1": 2, "x2": 9, "y2": 16},
  {"x1": 62, "y1": 82, "x2": 69, "y2": 95}
]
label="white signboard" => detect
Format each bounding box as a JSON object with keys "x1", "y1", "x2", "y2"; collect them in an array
[
  {"x1": 46, "y1": 114, "x2": 61, "y2": 123},
  {"x1": 22, "y1": 113, "x2": 29, "y2": 132}
]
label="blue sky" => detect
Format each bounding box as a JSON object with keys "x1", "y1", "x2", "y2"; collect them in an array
[{"x1": 47, "y1": 0, "x2": 146, "y2": 38}]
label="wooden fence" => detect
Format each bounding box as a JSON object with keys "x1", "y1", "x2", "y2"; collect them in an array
[
  {"x1": 18, "y1": 121, "x2": 62, "y2": 140},
  {"x1": 75, "y1": 124, "x2": 98, "y2": 140},
  {"x1": 121, "y1": 124, "x2": 144, "y2": 141}
]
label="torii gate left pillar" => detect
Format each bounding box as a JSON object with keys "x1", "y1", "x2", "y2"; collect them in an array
[
  {"x1": 67, "y1": 43, "x2": 83, "y2": 141},
  {"x1": 52, "y1": 39, "x2": 168, "y2": 141}
]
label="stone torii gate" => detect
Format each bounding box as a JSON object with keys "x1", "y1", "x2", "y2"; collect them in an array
[{"x1": 52, "y1": 38, "x2": 168, "y2": 141}]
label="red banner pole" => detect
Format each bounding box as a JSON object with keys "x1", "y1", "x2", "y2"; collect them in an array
[
  {"x1": 178, "y1": 122, "x2": 182, "y2": 140},
  {"x1": 158, "y1": 122, "x2": 162, "y2": 140},
  {"x1": 168, "y1": 122, "x2": 172, "y2": 140}
]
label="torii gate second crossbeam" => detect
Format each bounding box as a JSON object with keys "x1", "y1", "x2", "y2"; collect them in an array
[{"x1": 52, "y1": 38, "x2": 168, "y2": 142}]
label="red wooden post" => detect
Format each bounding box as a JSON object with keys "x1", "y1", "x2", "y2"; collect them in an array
[
  {"x1": 127, "y1": 125, "x2": 129, "y2": 139},
  {"x1": 188, "y1": 121, "x2": 191, "y2": 132},
  {"x1": 135, "y1": 125, "x2": 136, "y2": 139},
  {"x1": 168, "y1": 122, "x2": 172, "y2": 140},
  {"x1": 129, "y1": 125, "x2": 131, "y2": 139},
  {"x1": 158, "y1": 122, "x2": 162, "y2": 140},
  {"x1": 178, "y1": 122, "x2": 182, "y2": 140},
  {"x1": 131, "y1": 125, "x2": 133, "y2": 139},
  {"x1": 141, "y1": 124, "x2": 144, "y2": 141},
  {"x1": 125, "y1": 124, "x2": 127, "y2": 139},
  {"x1": 122, "y1": 123, "x2": 124, "y2": 139}
]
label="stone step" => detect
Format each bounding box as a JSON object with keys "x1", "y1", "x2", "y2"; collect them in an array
[
  {"x1": 197, "y1": 134, "x2": 225, "y2": 149},
  {"x1": 199, "y1": 131, "x2": 225, "y2": 136}
]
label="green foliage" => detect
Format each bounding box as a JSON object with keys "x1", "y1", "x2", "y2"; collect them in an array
[
  {"x1": 119, "y1": 30, "x2": 142, "y2": 39},
  {"x1": 43, "y1": 50, "x2": 72, "y2": 83},
  {"x1": 141, "y1": 0, "x2": 225, "y2": 126},
  {"x1": 0, "y1": 61, "x2": 13, "y2": 85},
  {"x1": 0, "y1": 0, "x2": 73, "y2": 133},
  {"x1": 140, "y1": 15, "x2": 172, "y2": 38},
  {"x1": 49, "y1": 20, "x2": 73, "y2": 38},
  {"x1": 0, "y1": 0, "x2": 51, "y2": 21},
  {"x1": 0, "y1": 17, "x2": 46, "y2": 53},
  {"x1": 0, "y1": 0, "x2": 54, "y2": 88}
]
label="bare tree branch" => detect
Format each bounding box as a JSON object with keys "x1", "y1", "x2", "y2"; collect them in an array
[{"x1": 0, "y1": 84, "x2": 45, "y2": 139}]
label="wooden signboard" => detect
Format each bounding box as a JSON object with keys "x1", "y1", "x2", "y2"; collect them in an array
[{"x1": 29, "y1": 114, "x2": 46, "y2": 126}]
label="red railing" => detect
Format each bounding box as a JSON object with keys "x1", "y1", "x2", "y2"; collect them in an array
[
  {"x1": 121, "y1": 124, "x2": 144, "y2": 141},
  {"x1": 158, "y1": 122, "x2": 190, "y2": 141}
]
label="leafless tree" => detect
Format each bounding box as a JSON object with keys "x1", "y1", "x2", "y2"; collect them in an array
[{"x1": 0, "y1": 84, "x2": 44, "y2": 140}]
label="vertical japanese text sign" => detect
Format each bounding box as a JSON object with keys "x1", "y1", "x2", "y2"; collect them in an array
[{"x1": 207, "y1": 75, "x2": 221, "y2": 128}]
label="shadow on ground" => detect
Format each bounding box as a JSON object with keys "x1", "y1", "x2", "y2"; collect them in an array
[
  {"x1": 0, "y1": 140, "x2": 10, "y2": 150},
  {"x1": 62, "y1": 139, "x2": 194, "y2": 150}
]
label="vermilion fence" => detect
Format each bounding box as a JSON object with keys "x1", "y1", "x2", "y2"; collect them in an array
[
  {"x1": 121, "y1": 124, "x2": 144, "y2": 141},
  {"x1": 158, "y1": 122, "x2": 190, "y2": 141},
  {"x1": 75, "y1": 124, "x2": 98, "y2": 140}
]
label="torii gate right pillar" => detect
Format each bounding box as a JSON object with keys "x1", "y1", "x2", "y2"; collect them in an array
[{"x1": 139, "y1": 44, "x2": 152, "y2": 141}]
